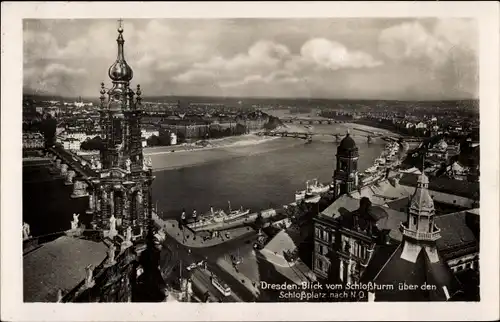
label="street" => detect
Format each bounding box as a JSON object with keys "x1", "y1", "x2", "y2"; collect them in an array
[{"x1": 160, "y1": 227, "x2": 259, "y2": 302}]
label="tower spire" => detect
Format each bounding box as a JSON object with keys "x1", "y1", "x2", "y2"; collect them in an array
[{"x1": 108, "y1": 18, "x2": 133, "y2": 84}]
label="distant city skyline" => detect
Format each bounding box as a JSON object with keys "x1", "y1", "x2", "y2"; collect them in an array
[{"x1": 24, "y1": 18, "x2": 478, "y2": 100}]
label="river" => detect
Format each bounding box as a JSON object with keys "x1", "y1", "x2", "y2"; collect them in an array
[{"x1": 151, "y1": 123, "x2": 388, "y2": 219}]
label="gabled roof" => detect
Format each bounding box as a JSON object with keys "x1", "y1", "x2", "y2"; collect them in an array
[{"x1": 362, "y1": 243, "x2": 462, "y2": 301}]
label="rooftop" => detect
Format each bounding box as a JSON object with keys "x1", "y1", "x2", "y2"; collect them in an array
[
  {"x1": 23, "y1": 236, "x2": 108, "y2": 302},
  {"x1": 361, "y1": 243, "x2": 462, "y2": 301},
  {"x1": 399, "y1": 173, "x2": 479, "y2": 200},
  {"x1": 435, "y1": 210, "x2": 479, "y2": 253}
]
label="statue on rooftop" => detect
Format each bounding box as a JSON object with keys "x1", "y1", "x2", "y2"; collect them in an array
[
  {"x1": 109, "y1": 214, "x2": 117, "y2": 234},
  {"x1": 106, "y1": 244, "x2": 116, "y2": 266},
  {"x1": 136, "y1": 190, "x2": 143, "y2": 204},
  {"x1": 126, "y1": 226, "x2": 132, "y2": 241},
  {"x1": 23, "y1": 222, "x2": 31, "y2": 240},
  {"x1": 125, "y1": 158, "x2": 131, "y2": 173},
  {"x1": 71, "y1": 213, "x2": 79, "y2": 230},
  {"x1": 85, "y1": 264, "x2": 95, "y2": 288}
]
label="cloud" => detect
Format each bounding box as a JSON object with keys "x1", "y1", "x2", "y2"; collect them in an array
[
  {"x1": 23, "y1": 18, "x2": 478, "y2": 99},
  {"x1": 173, "y1": 37, "x2": 381, "y2": 93},
  {"x1": 298, "y1": 38, "x2": 383, "y2": 70},
  {"x1": 24, "y1": 63, "x2": 88, "y2": 94},
  {"x1": 378, "y1": 19, "x2": 477, "y2": 66},
  {"x1": 377, "y1": 19, "x2": 478, "y2": 97}
]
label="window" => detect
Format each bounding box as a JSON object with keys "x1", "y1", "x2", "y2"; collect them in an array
[
  {"x1": 315, "y1": 227, "x2": 321, "y2": 239},
  {"x1": 353, "y1": 242, "x2": 359, "y2": 258},
  {"x1": 316, "y1": 258, "x2": 323, "y2": 271},
  {"x1": 322, "y1": 230, "x2": 329, "y2": 242}
]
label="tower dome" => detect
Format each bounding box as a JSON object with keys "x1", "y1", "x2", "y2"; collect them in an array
[
  {"x1": 108, "y1": 23, "x2": 133, "y2": 83},
  {"x1": 338, "y1": 132, "x2": 358, "y2": 154}
]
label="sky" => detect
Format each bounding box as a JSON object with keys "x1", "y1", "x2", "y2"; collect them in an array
[{"x1": 23, "y1": 18, "x2": 478, "y2": 100}]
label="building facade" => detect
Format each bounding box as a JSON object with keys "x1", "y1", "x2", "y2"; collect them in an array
[{"x1": 23, "y1": 132, "x2": 45, "y2": 150}]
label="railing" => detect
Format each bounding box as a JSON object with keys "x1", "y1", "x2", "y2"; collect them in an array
[{"x1": 400, "y1": 223, "x2": 441, "y2": 241}]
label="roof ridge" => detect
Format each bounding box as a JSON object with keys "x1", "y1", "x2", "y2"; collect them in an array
[{"x1": 373, "y1": 244, "x2": 401, "y2": 282}]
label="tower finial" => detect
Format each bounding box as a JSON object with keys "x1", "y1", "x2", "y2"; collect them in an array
[
  {"x1": 108, "y1": 18, "x2": 133, "y2": 83},
  {"x1": 118, "y1": 18, "x2": 124, "y2": 33}
]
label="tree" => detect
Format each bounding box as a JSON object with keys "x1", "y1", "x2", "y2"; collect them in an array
[
  {"x1": 147, "y1": 135, "x2": 161, "y2": 147},
  {"x1": 80, "y1": 136, "x2": 104, "y2": 151},
  {"x1": 41, "y1": 114, "x2": 57, "y2": 147},
  {"x1": 254, "y1": 213, "x2": 265, "y2": 230}
]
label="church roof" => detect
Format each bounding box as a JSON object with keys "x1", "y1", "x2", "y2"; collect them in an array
[
  {"x1": 23, "y1": 236, "x2": 108, "y2": 302},
  {"x1": 361, "y1": 243, "x2": 462, "y2": 301}
]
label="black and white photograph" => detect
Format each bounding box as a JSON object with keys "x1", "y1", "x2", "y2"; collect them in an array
[{"x1": 1, "y1": 2, "x2": 499, "y2": 321}]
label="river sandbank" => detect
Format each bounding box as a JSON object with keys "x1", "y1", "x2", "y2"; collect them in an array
[{"x1": 147, "y1": 135, "x2": 304, "y2": 172}]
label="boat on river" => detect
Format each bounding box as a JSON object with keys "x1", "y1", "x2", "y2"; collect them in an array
[{"x1": 187, "y1": 201, "x2": 250, "y2": 230}]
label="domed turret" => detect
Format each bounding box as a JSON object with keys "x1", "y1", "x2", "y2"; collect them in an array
[
  {"x1": 339, "y1": 133, "x2": 356, "y2": 150},
  {"x1": 337, "y1": 131, "x2": 358, "y2": 157},
  {"x1": 108, "y1": 22, "x2": 133, "y2": 83}
]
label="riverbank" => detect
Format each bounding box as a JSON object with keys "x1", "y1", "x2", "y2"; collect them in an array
[
  {"x1": 147, "y1": 122, "x2": 404, "y2": 173},
  {"x1": 147, "y1": 134, "x2": 303, "y2": 172}
]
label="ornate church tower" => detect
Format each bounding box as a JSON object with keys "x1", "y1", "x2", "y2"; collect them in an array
[
  {"x1": 400, "y1": 171, "x2": 442, "y2": 261},
  {"x1": 333, "y1": 132, "x2": 359, "y2": 199},
  {"x1": 87, "y1": 20, "x2": 154, "y2": 242}
]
